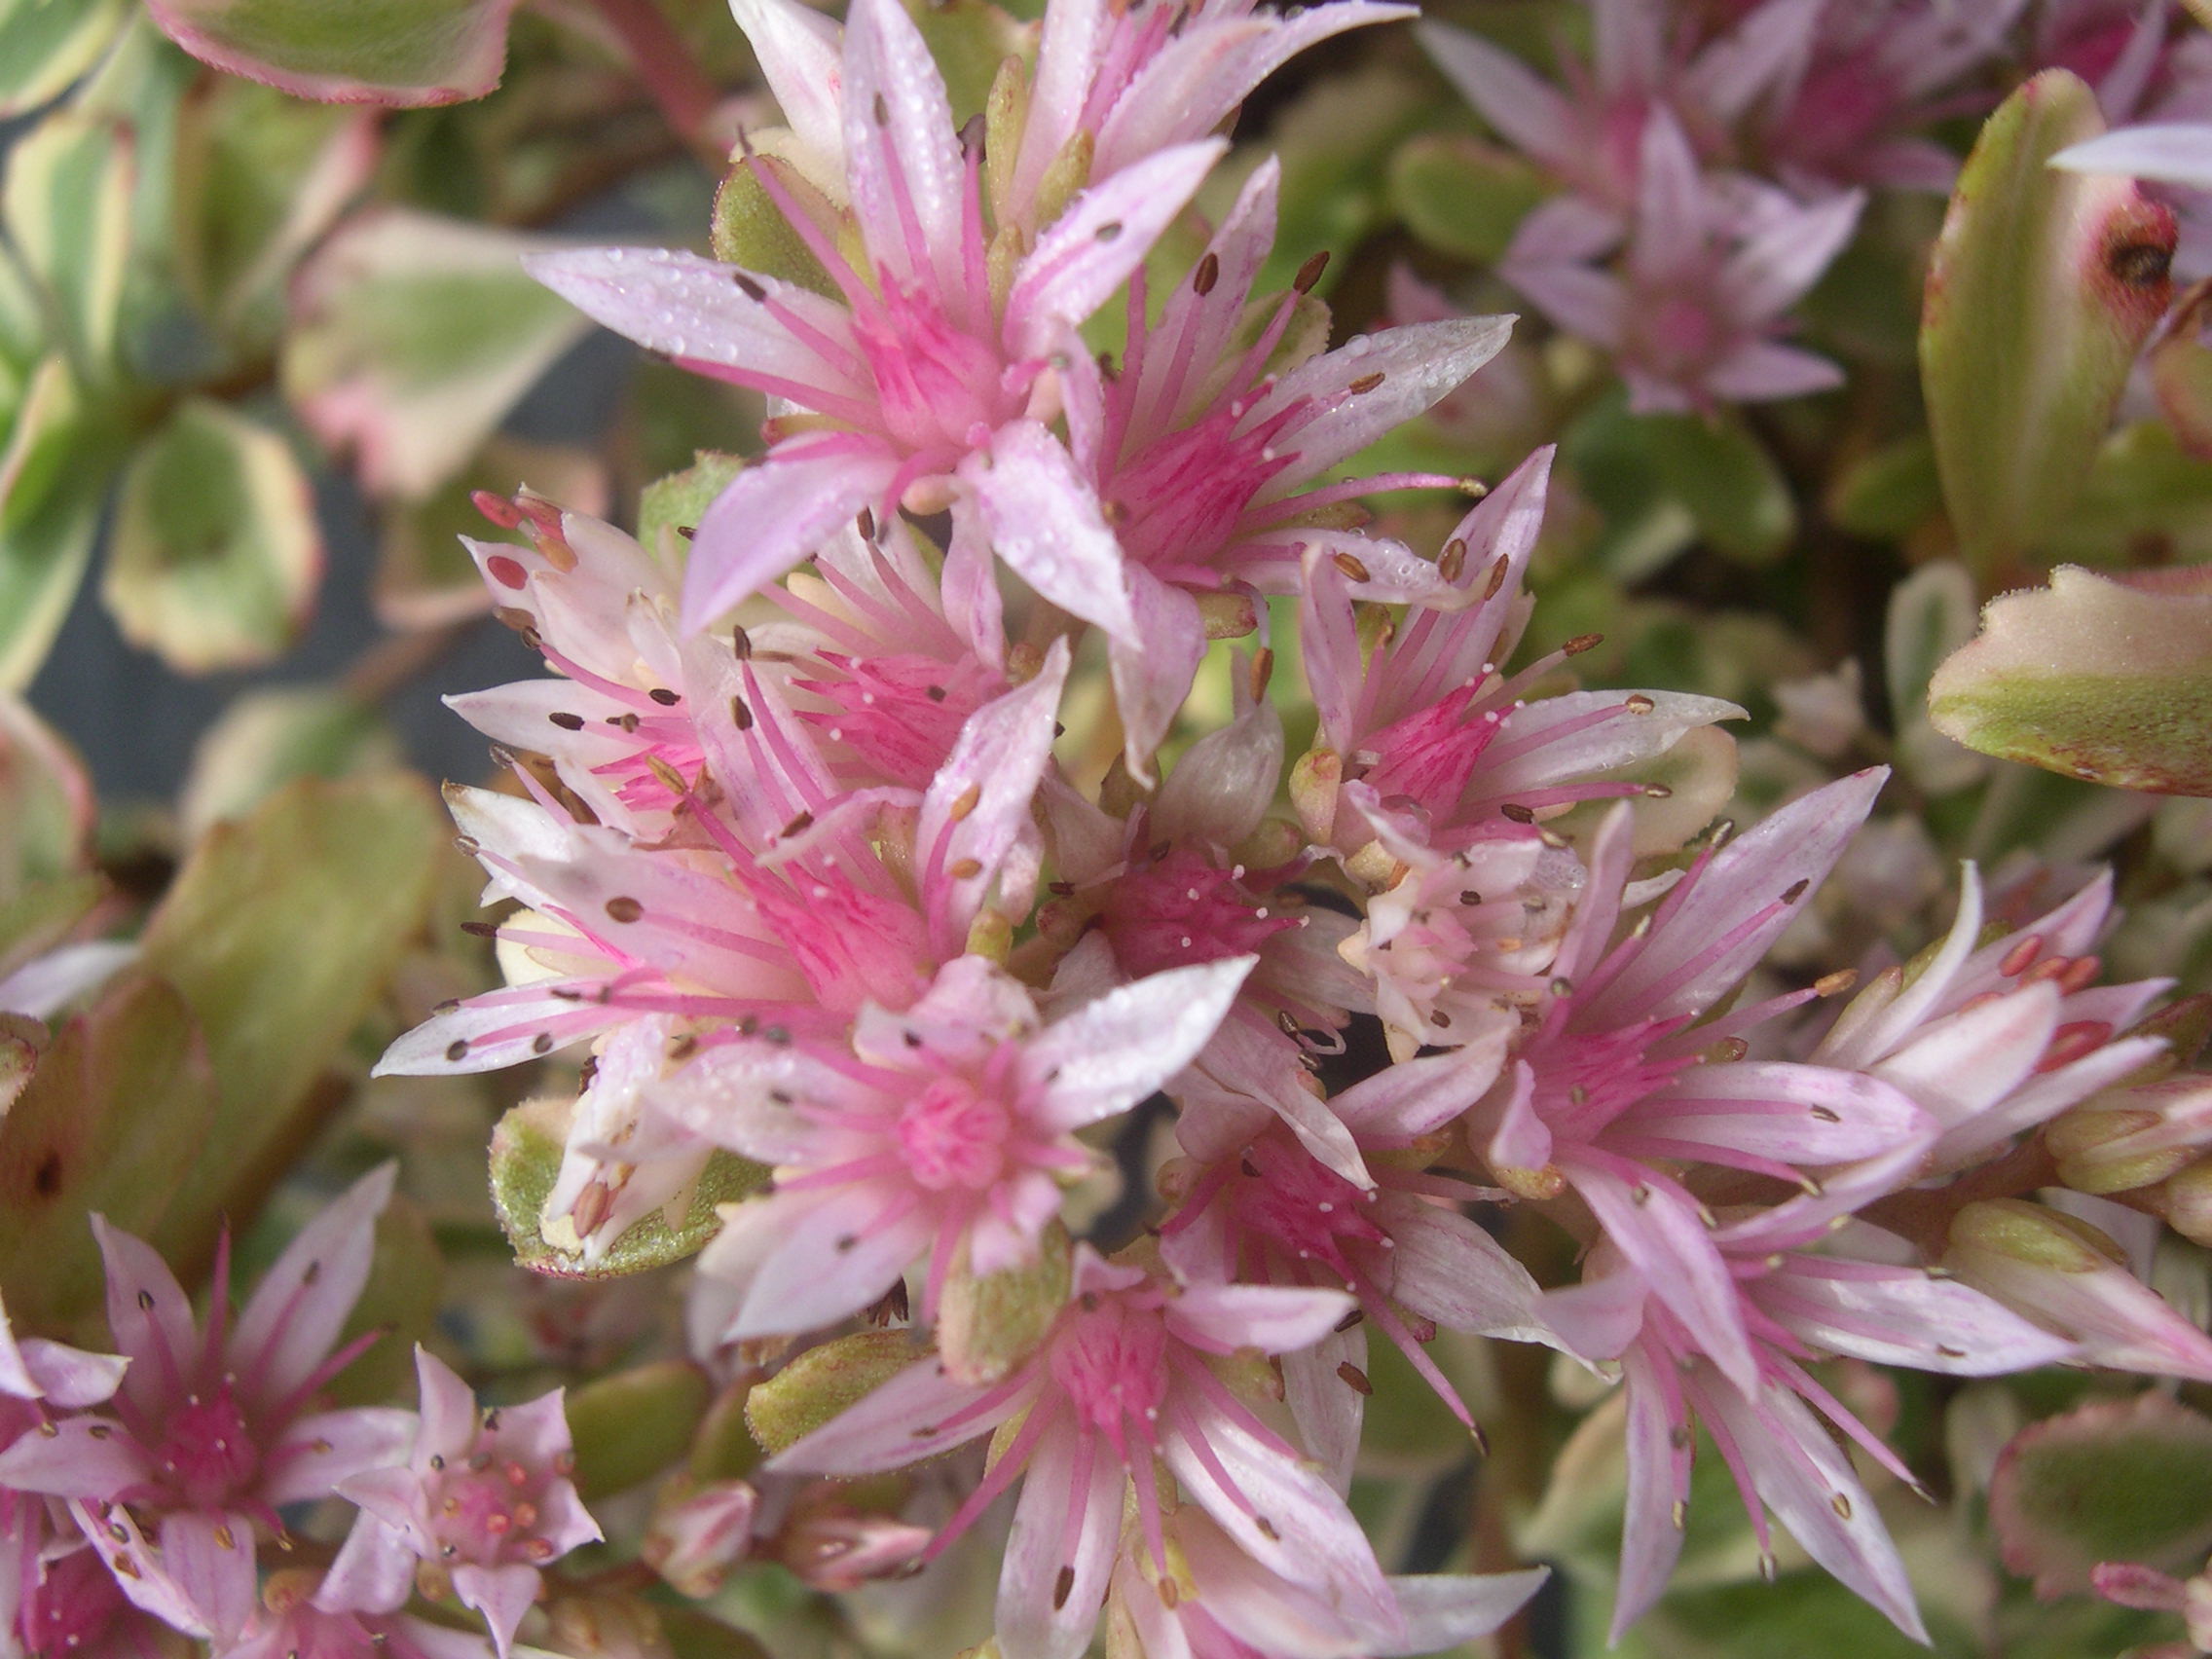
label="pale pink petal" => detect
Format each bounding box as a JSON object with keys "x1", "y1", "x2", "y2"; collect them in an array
[
  {"x1": 1700, "y1": 339, "x2": 1845, "y2": 403},
  {"x1": 1331, "y1": 1035, "x2": 1512, "y2": 1140},
  {"x1": 1380, "y1": 1197, "x2": 1556, "y2": 1346},
  {"x1": 1417, "y1": 21, "x2": 1577, "y2": 166},
  {"x1": 9, "y1": 1334, "x2": 126, "y2": 1409},
  {"x1": 263, "y1": 1407, "x2": 419, "y2": 1505},
  {"x1": 958, "y1": 422, "x2": 1135, "y2": 638},
  {"x1": 840, "y1": 0, "x2": 966, "y2": 291},
  {"x1": 413, "y1": 1345, "x2": 482, "y2": 1463},
  {"x1": 1611, "y1": 1345, "x2": 1690, "y2": 1639},
  {"x1": 1928, "y1": 1036, "x2": 2167, "y2": 1171},
  {"x1": 728, "y1": 1192, "x2": 936, "y2": 1340},
  {"x1": 1251, "y1": 318, "x2": 1516, "y2": 500},
  {"x1": 1725, "y1": 188, "x2": 1864, "y2": 321},
  {"x1": 451, "y1": 1560, "x2": 544, "y2": 1659},
  {"x1": 771, "y1": 1359, "x2": 1015, "y2": 1476},
  {"x1": 0, "y1": 1416, "x2": 150, "y2": 1496},
  {"x1": 1540, "y1": 1263, "x2": 1648, "y2": 1363},
  {"x1": 1014, "y1": 0, "x2": 1104, "y2": 212},
  {"x1": 1566, "y1": 1157, "x2": 1757, "y2": 1392},
  {"x1": 1163, "y1": 1406, "x2": 1398, "y2": 1635},
  {"x1": 1029, "y1": 957, "x2": 1255, "y2": 1130},
  {"x1": 1499, "y1": 259, "x2": 1627, "y2": 349},
  {"x1": 1758, "y1": 1262, "x2": 2076, "y2": 1376},
  {"x1": 916, "y1": 636, "x2": 1070, "y2": 952},
  {"x1": 1683, "y1": 0, "x2": 1823, "y2": 122},
  {"x1": 316, "y1": 1512, "x2": 421, "y2": 1615},
  {"x1": 521, "y1": 247, "x2": 862, "y2": 400},
  {"x1": 998, "y1": 1422, "x2": 1122, "y2": 1659},
  {"x1": 2052, "y1": 123, "x2": 2212, "y2": 190},
  {"x1": 1584, "y1": 768, "x2": 1886, "y2": 1027},
  {"x1": 1697, "y1": 1381, "x2": 1928, "y2": 1641},
  {"x1": 92, "y1": 1216, "x2": 198, "y2": 1420},
  {"x1": 1633, "y1": 115, "x2": 1707, "y2": 281},
  {"x1": 1624, "y1": 1063, "x2": 1930, "y2": 1164},
  {"x1": 1384, "y1": 1568, "x2": 1551, "y2": 1654},
  {"x1": 1008, "y1": 143, "x2": 1225, "y2": 358},
  {"x1": 1154, "y1": 676, "x2": 1281, "y2": 848},
  {"x1": 728, "y1": 0, "x2": 847, "y2": 188},
  {"x1": 1475, "y1": 689, "x2": 1743, "y2": 803},
  {"x1": 1165, "y1": 1282, "x2": 1354, "y2": 1357},
  {"x1": 374, "y1": 984, "x2": 622, "y2": 1077},
  {"x1": 1281, "y1": 1326, "x2": 1367, "y2": 1493},
  {"x1": 1815, "y1": 866, "x2": 1983, "y2": 1066},
  {"x1": 684, "y1": 446, "x2": 899, "y2": 630},
  {"x1": 232, "y1": 1162, "x2": 394, "y2": 1406},
  {"x1": 161, "y1": 1507, "x2": 261, "y2": 1641},
  {"x1": 1107, "y1": 571, "x2": 1206, "y2": 780}
]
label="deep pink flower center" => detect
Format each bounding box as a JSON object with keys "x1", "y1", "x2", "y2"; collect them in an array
[
  {"x1": 755, "y1": 868, "x2": 932, "y2": 1018},
  {"x1": 897, "y1": 1076, "x2": 1013, "y2": 1192},
  {"x1": 1359, "y1": 683, "x2": 1501, "y2": 822},
  {"x1": 424, "y1": 1444, "x2": 558, "y2": 1568},
  {"x1": 1100, "y1": 849, "x2": 1298, "y2": 978},
  {"x1": 796, "y1": 651, "x2": 1001, "y2": 790},
  {"x1": 1107, "y1": 397, "x2": 1302, "y2": 579},
  {"x1": 1229, "y1": 1133, "x2": 1387, "y2": 1276},
  {"x1": 1528, "y1": 1019, "x2": 1691, "y2": 1146},
  {"x1": 1049, "y1": 1295, "x2": 1170, "y2": 1442},
  {"x1": 1630, "y1": 291, "x2": 1723, "y2": 380},
  {"x1": 854, "y1": 282, "x2": 1027, "y2": 461},
  {"x1": 158, "y1": 1380, "x2": 261, "y2": 1509}
]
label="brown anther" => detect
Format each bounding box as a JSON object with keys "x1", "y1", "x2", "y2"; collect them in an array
[
  {"x1": 1437, "y1": 537, "x2": 1467, "y2": 581},
  {"x1": 1347, "y1": 372, "x2": 1385, "y2": 394},
  {"x1": 948, "y1": 781, "x2": 983, "y2": 821},
  {"x1": 1054, "y1": 1566, "x2": 1077, "y2": 1608},
  {"x1": 1336, "y1": 1361, "x2": 1373, "y2": 1395},
  {"x1": 1193, "y1": 251, "x2": 1220, "y2": 295},
  {"x1": 605, "y1": 896, "x2": 645, "y2": 923},
  {"x1": 1483, "y1": 556, "x2": 1511, "y2": 600},
  {"x1": 781, "y1": 811, "x2": 815, "y2": 839},
  {"x1": 1331, "y1": 550, "x2": 1372, "y2": 583},
  {"x1": 732, "y1": 271, "x2": 767, "y2": 302},
  {"x1": 1292, "y1": 250, "x2": 1329, "y2": 293},
  {"x1": 1781, "y1": 879, "x2": 1810, "y2": 903},
  {"x1": 947, "y1": 858, "x2": 984, "y2": 879},
  {"x1": 1247, "y1": 646, "x2": 1275, "y2": 700},
  {"x1": 648, "y1": 687, "x2": 681, "y2": 706},
  {"x1": 548, "y1": 711, "x2": 585, "y2": 731},
  {"x1": 1562, "y1": 632, "x2": 1603, "y2": 655},
  {"x1": 446, "y1": 1040, "x2": 471, "y2": 1062},
  {"x1": 1624, "y1": 693, "x2": 1655, "y2": 714}
]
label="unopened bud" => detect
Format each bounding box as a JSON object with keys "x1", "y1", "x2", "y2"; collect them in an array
[{"x1": 645, "y1": 1478, "x2": 759, "y2": 1598}]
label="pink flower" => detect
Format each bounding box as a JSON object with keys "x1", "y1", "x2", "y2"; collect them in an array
[
  {"x1": 1057, "y1": 159, "x2": 1512, "y2": 758},
  {"x1": 377, "y1": 644, "x2": 1070, "y2": 1261},
  {"x1": 1161, "y1": 1040, "x2": 1558, "y2": 1482},
  {"x1": 526, "y1": 0, "x2": 1220, "y2": 637},
  {"x1": 337, "y1": 1347, "x2": 601, "y2": 1659},
  {"x1": 0, "y1": 1167, "x2": 411, "y2": 1643},
  {"x1": 770, "y1": 1247, "x2": 1395, "y2": 1659},
  {"x1": 1498, "y1": 115, "x2": 1862, "y2": 412},
  {"x1": 1295, "y1": 446, "x2": 1741, "y2": 867},
  {"x1": 677, "y1": 952, "x2": 1257, "y2": 1340}
]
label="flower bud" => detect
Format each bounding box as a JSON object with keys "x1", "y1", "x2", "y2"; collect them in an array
[
  {"x1": 766, "y1": 1505, "x2": 934, "y2": 1592},
  {"x1": 2048, "y1": 1074, "x2": 2212, "y2": 1196},
  {"x1": 644, "y1": 1477, "x2": 758, "y2": 1598}
]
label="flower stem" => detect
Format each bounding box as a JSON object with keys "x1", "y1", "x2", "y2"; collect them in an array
[{"x1": 590, "y1": 0, "x2": 722, "y2": 147}]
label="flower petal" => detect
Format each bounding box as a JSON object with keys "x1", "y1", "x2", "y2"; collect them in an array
[{"x1": 231, "y1": 1161, "x2": 395, "y2": 1408}]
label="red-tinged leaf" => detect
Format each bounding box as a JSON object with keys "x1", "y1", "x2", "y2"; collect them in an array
[
  {"x1": 144, "y1": 0, "x2": 520, "y2": 108},
  {"x1": 1928, "y1": 564, "x2": 2212, "y2": 795},
  {"x1": 1990, "y1": 1393, "x2": 2212, "y2": 1597},
  {"x1": 1921, "y1": 71, "x2": 2177, "y2": 582}
]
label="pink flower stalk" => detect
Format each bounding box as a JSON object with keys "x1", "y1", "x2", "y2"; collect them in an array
[
  {"x1": 526, "y1": 0, "x2": 1222, "y2": 638},
  {"x1": 1103, "y1": 1502, "x2": 1549, "y2": 1659},
  {"x1": 1498, "y1": 115, "x2": 1862, "y2": 412},
  {"x1": 676, "y1": 951, "x2": 1256, "y2": 1340},
  {"x1": 337, "y1": 1347, "x2": 600, "y2": 1659},
  {"x1": 0, "y1": 1167, "x2": 411, "y2": 1644},
  {"x1": 1161, "y1": 1041, "x2": 1557, "y2": 1482},
  {"x1": 1419, "y1": 0, "x2": 1830, "y2": 209},
  {"x1": 1295, "y1": 446, "x2": 1741, "y2": 866},
  {"x1": 1058, "y1": 159, "x2": 1513, "y2": 758},
  {"x1": 770, "y1": 1247, "x2": 1397, "y2": 1659}
]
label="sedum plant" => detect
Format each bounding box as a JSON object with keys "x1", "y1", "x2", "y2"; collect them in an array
[{"x1": 11, "y1": 1, "x2": 2212, "y2": 1657}]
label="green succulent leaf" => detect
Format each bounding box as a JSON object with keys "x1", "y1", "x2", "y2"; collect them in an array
[
  {"x1": 1, "y1": 107, "x2": 132, "y2": 376},
  {"x1": 488, "y1": 1096, "x2": 769, "y2": 1278},
  {"x1": 0, "y1": 975, "x2": 218, "y2": 1331},
  {"x1": 137, "y1": 773, "x2": 448, "y2": 1268},
  {"x1": 0, "y1": 0, "x2": 129, "y2": 119},
  {"x1": 1988, "y1": 1393, "x2": 2212, "y2": 1596},
  {"x1": 1928, "y1": 564, "x2": 2212, "y2": 795},
  {"x1": 143, "y1": 0, "x2": 520, "y2": 108},
  {"x1": 566, "y1": 1360, "x2": 713, "y2": 1501},
  {"x1": 100, "y1": 398, "x2": 323, "y2": 673},
  {"x1": 1388, "y1": 133, "x2": 1547, "y2": 264},
  {"x1": 176, "y1": 684, "x2": 400, "y2": 838},
  {"x1": 282, "y1": 208, "x2": 590, "y2": 500},
  {"x1": 745, "y1": 1329, "x2": 922, "y2": 1457},
  {"x1": 1920, "y1": 70, "x2": 2176, "y2": 581}
]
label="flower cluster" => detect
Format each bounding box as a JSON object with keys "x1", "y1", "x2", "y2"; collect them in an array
[{"x1": 347, "y1": 4, "x2": 2212, "y2": 1648}]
